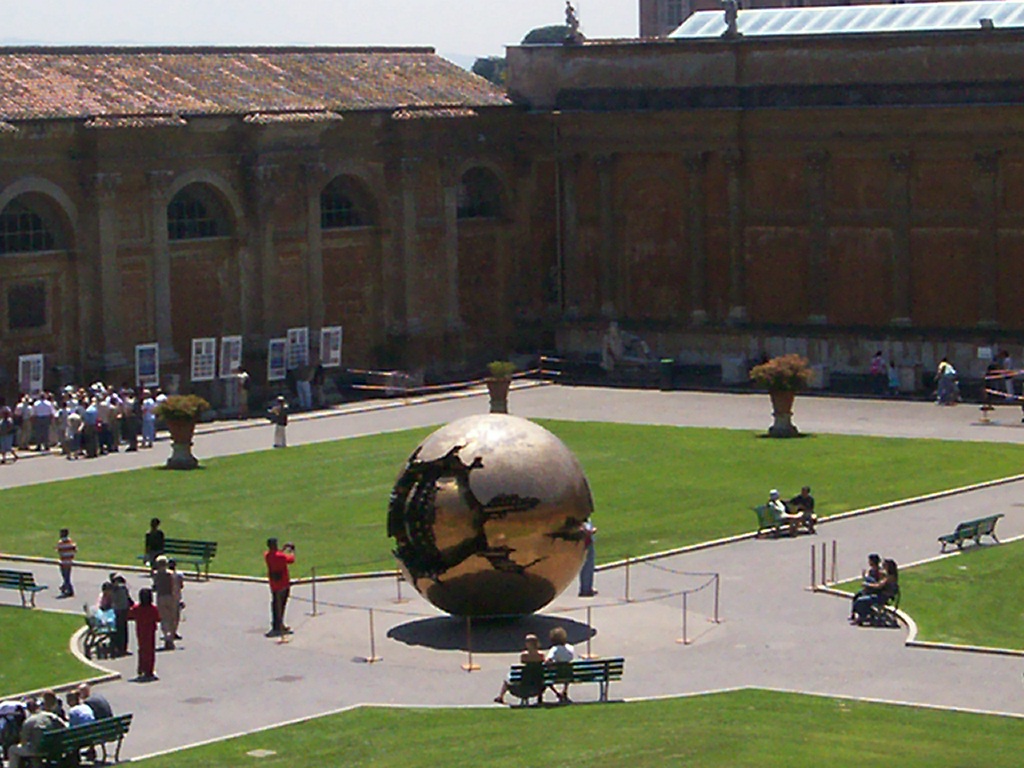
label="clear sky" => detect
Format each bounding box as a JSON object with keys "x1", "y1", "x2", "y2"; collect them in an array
[{"x1": 4, "y1": 1, "x2": 639, "y2": 68}]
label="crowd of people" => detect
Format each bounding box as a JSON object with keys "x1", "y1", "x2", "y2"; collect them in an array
[
  {"x1": 0, "y1": 384, "x2": 168, "y2": 464},
  {"x1": 0, "y1": 684, "x2": 115, "y2": 767}
]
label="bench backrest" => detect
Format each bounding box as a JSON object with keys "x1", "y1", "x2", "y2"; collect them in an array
[
  {"x1": 509, "y1": 658, "x2": 626, "y2": 685},
  {"x1": 754, "y1": 505, "x2": 777, "y2": 527},
  {"x1": 0, "y1": 570, "x2": 36, "y2": 589},
  {"x1": 953, "y1": 521, "x2": 979, "y2": 537},
  {"x1": 40, "y1": 713, "x2": 133, "y2": 754},
  {"x1": 163, "y1": 538, "x2": 217, "y2": 558},
  {"x1": 975, "y1": 514, "x2": 1003, "y2": 535}
]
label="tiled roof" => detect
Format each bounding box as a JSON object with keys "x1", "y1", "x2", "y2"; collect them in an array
[{"x1": 0, "y1": 47, "x2": 510, "y2": 123}]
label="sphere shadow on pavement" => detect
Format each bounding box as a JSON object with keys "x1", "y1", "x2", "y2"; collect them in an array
[{"x1": 386, "y1": 614, "x2": 595, "y2": 653}]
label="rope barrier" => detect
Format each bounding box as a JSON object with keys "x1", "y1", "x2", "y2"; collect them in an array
[{"x1": 342, "y1": 366, "x2": 552, "y2": 397}]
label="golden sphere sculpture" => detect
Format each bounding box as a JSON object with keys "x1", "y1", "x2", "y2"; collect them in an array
[{"x1": 387, "y1": 414, "x2": 594, "y2": 616}]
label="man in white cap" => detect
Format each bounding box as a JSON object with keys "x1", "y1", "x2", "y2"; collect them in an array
[
  {"x1": 767, "y1": 489, "x2": 804, "y2": 535},
  {"x1": 269, "y1": 396, "x2": 288, "y2": 448}
]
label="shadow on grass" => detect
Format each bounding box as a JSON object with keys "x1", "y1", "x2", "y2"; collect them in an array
[{"x1": 387, "y1": 613, "x2": 595, "y2": 653}]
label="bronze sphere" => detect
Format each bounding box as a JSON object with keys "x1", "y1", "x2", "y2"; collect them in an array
[{"x1": 387, "y1": 414, "x2": 594, "y2": 616}]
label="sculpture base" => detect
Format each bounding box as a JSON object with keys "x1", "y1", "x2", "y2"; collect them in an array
[{"x1": 166, "y1": 442, "x2": 199, "y2": 470}]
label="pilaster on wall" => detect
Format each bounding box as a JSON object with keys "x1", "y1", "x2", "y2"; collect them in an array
[
  {"x1": 303, "y1": 161, "x2": 329, "y2": 337},
  {"x1": 887, "y1": 150, "x2": 912, "y2": 327},
  {"x1": 399, "y1": 156, "x2": 420, "y2": 335},
  {"x1": 684, "y1": 152, "x2": 708, "y2": 326},
  {"x1": 595, "y1": 153, "x2": 619, "y2": 318},
  {"x1": 559, "y1": 153, "x2": 582, "y2": 318},
  {"x1": 249, "y1": 162, "x2": 281, "y2": 340},
  {"x1": 805, "y1": 150, "x2": 829, "y2": 325},
  {"x1": 94, "y1": 172, "x2": 126, "y2": 368},
  {"x1": 724, "y1": 149, "x2": 747, "y2": 323},
  {"x1": 440, "y1": 159, "x2": 461, "y2": 331},
  {"x1": 974, "y1": 149, "x2": 1001, "y2": 329},
  {"x1": 147, "y1": 169, "x2": 176, "y2": 360}
]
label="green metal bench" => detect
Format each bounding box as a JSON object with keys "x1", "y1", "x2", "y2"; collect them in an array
[
  {"x1": 138, "y1": 537, "x2": 218, "y2": 579},
  {"x1": 938, "y1": 514, "x2": 1003, "y2": 552},
  {"x1": 507, "y1": 657, "x2": 625, "y2": 705},
  {"x1": 0, "y1": 568, "x2": 47, "y2": 607},
  {"x1": 39, "y1": 712, "x2": 132, "y2": 766}
]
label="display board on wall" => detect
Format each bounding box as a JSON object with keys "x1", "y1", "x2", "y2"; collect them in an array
[
  {"x1": 191, "y1": 338, "x2": 217, "y2": 382},
  {"x1": 18, "y1": 353, "x2": 43, "y2": 394},
  {"x1": 220, "y1": 335, "x2": 243, "y2": 379},
  {"x1": 286, "y1": 326, "x2": 309, "y2": 370},
  {"x1": 135, "y1": 343, "x2": 160, "y2": 388},
  {"x1": 320, "y1": 326, "x2": 343, "y2": 368},
  {"x1": 268, "y1": 338, "x2": 287, "y2": 382}
]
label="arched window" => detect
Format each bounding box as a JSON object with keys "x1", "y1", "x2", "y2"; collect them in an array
[
  {"x1": 457, "y1": 168, "x2": 502, "y2": 220},
  {"x1": 0, "y1": 199, "x2": 56, "y2": 255},
  {"x1": 168, "y1": 186, "x2": 231, "y2": 240},
  {"x1": 321, "y1": 176, "x2": 374, "y2": 229}
]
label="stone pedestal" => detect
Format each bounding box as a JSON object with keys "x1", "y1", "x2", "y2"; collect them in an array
[
  {"x1": 165, "y1": 419, "x2": 199, "y2": 469},
  {"x1": 768, "y1": 390, "x2": 800, "y2": 438}
]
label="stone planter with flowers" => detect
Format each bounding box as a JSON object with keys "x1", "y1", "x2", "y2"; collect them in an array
[
  {"x1": 749, "y1": 354, "x2": 813, "y2": 438},
  {"x1": 155, "y1": 394, "x2": 210, "y2": 469}
]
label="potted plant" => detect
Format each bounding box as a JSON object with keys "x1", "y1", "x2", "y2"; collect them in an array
[
  {"x1": 486, "y1": 360, "x2": 516, "y2": 414},
  {"x1": 155, "y1": 394, "x2": 210, "y2": 469},
  {"x1": 749, "y1": 354, "x2": 813, "y2": 438}
]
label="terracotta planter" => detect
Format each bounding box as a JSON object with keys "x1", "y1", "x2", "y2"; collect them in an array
[
  {"x1": 767, "y1": 390, "x2": 800, "y2": 438},
  {"x1": 165, "y1": 418, "x2": 199, "y2": 469},
  {"x1": 486, "y1": 377, "x2": 511, "y2": 414}
]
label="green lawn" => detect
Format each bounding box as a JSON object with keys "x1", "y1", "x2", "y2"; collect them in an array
[
  {"x1": 132, "y1": 688, "x2": 1024, "y2": 768},
  {"x1": 0, "y1": 605, "x2": 98, "y2": 696},
  {"x1": 3, "y1": 422, "x2": 1024, "y2": 578},
  {"x1": 838, "y1": 541, "x2": 1024, "y2": 650}
]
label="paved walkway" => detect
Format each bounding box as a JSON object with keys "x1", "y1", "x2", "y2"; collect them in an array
[{"x1": 3, "y1": 385, "x2": 1024, "y2": 760}]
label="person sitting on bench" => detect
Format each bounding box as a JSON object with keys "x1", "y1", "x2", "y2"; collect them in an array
[
  {"x1": 851, "y1": 558, "x2": 898, "y2": 625},
  {"x1": 768, "y1": 489, "x2": 804, "y2": 534},
  {"x1": 787, "y1": 486, "x2": 817, "y2": 533},
  {"x1": 849, "y1": 553, "x2": 882, "y2": 620},
  {"x1": 494, "y1": 633, "x2": 546, "y2": 705},
  {"x1": 545, "y1": 626, "x2": 576, "y2": 704}
]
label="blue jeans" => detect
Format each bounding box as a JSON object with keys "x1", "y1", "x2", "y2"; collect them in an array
[{"x1": 579, "y1": 544, "x2": 596, "y2": 595}]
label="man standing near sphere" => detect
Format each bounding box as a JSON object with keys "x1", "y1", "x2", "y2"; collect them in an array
[{"x1": 264, "y1": 538, "x2": 296, "y2": 637}]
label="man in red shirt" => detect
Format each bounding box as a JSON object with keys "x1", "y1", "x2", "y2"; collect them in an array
[{"x1": 264, "y1": 538, "x2": 296, "y2": 637}]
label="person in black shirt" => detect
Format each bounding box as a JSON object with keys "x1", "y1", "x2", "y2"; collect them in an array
[
  {"x1": 787, "y1": 486, "x2": 816, "y2": 533},
  {"x1": 144, "y1": 518, "x2": 165, "y2": 568}
]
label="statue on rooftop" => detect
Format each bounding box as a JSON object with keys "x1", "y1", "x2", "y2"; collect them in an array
[{"x1": 565, "y1": 2, "x2": 585, "y2": 44}]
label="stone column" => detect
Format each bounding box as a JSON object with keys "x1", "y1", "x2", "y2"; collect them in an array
[
  {"x1": 805, "y1": 150, "x2": 830, "y2": 325},
  {"x1": 724, "y1": 149, "x2": 747, "y2": 323},
  {"x1": 595, "y1": 154, "x2": 619, "y2": 318},
  {"x1": 94, "y1": 172, "x2": 126, "y2": 368},
  {"x1": 887, "y1": 151, "x2": 912, "y2": 326},
  {"x1": 974, "y1": 150, "x2": 1001, "y2": 328},
  {"x1": 303, "y1": 161, "x2": 329, "y2": 335},
  {"x1": 685, "y1": 152, "x2": 708, "y2": 325},
  {"x1": 147, "y1": 170, "x2": 176, "y2": 359}
]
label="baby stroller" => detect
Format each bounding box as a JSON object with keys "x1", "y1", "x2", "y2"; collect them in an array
[{"x1": 0, "y1": 700, "x2": 26, "y2": 763}]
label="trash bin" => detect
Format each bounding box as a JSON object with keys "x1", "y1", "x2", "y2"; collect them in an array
[{"x1": 660, "y1": 358, "x2": 674, "y2": 391}]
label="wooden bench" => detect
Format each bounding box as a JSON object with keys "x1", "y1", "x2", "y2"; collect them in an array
[
  {"x1": 0, "y1": 569, "x2": 47, "y2": 607},
  {"x1": 753, "y1": 505, "x2": 815, "y2": 538},
  {"x1": 507, "y1": 658, "x2": 625, "y2": 705},
  {"x1": 38, "y1": 712, "x2": 132, "y2": 766},
  {"x1": 82, "y1": 607, "x2": 117, "y2": 660},
  {"x1": 138, "y1": 538, "x2": 218, "y2": 579},
  {"x1": 938, "y1": 514, "x2": 1003, "y2": 552}
]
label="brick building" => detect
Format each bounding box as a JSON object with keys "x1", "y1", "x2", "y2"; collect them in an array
[
  {"x1": 4, "y1": 4, "x2": 1024, "y2": 403},
  {"x1": 0, "y1": 47, "x2": 524, "y2": 402}
]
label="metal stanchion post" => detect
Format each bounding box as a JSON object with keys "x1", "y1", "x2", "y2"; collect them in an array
[
  {"x1": 712, "y1": 573, "x2": 721, "y2": 623},
  {"x1": 820, "y1": 542, "x2": 827, "y2": 586},
  {"x1": 625, "y1": 557, "x2": 632, "y2": 603},
  {"x1": 676, "y1": 591, "x2": 689, "y2": 645},
  {"x1": 810, "y1": 544, "x2": 816, "y2": 589},
  {"x1": 393, "y1": 572, "x2": 409, "y2": 604},
  {"x1": 461, "y1": 616, "x2": 480, "y2": 671},
  {"x1": 361, "y1": 608, "x2": 382, "y2": 663},
  {"x1": 309, "y1": 567, "x2": 318, "y2": 617},
  {"x1": 831, "y1": 540, "x2": 837, "y2": 584},
  {"x1": 581, "y1": 605, "x2": 599, "y2": 659}
]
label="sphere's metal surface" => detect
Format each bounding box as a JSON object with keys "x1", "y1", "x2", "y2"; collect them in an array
[{"x1": 387, "y1": 414, "x2": 593, "y2": 616}]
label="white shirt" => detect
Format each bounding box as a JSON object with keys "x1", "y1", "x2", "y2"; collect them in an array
[{"x1": 545, "y1": 643, "x2": 575, "y2": 663}]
